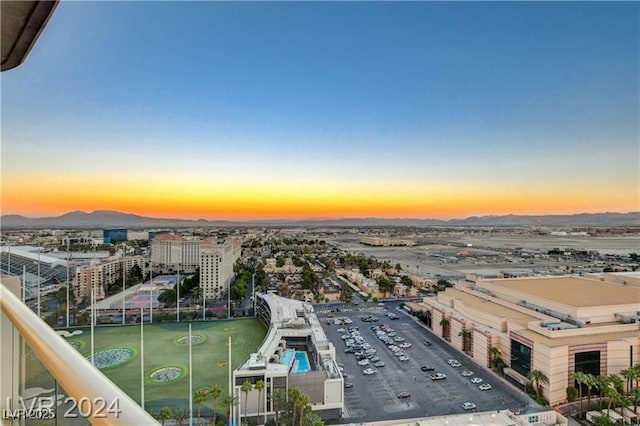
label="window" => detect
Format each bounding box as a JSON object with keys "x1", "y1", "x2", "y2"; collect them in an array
[{"x1": 510, "y1": 339, "x2": 531, "y2": 377}]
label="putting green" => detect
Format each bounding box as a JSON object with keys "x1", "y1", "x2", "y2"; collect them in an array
[{"x1": 55, "y1": 319, "x2": 266, "y2": 413}]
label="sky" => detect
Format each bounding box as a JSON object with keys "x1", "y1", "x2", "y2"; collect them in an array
[{"x1": 2, "y1": 1, "x2": 639, "y2": 220}]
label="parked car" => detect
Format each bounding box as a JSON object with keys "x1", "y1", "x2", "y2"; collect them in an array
[
  {"x1": 470, "y1": 377, "x2": 483, "y2": 384},
  {"x1": 479, "y1": 383, "x2": 492, "y2": 391},
  {"x1": 462, "y1": 402, "x2": 476, "y2": 410},
  {"x1": 397, "y1": 392, "x2": 411, "y2": 399},
  {"x1": 398, "y1": 356, "x2": 410, "y2": 362},
  {"x1": 344, "y1": 382, "x2": 353, "y2": 388},
  {"x1": 461, "y1": 370, "x2": 474, "y2": 377},
  {"x1": 430, "y1": 373, "x2": 447, "y2": 380},
  {"x1": 423, "y1": 340, "x2": 432, "y2": 346},
  {"x1": 421, "y1": 365, "x2": 435, "y2": 371},
  {"x1": 363, "y1": 368, "x2": 377, "y2": 375},
  {"x1": 357, "y1": 359, "x2": 370, "y2": 366},
  {"x1": 373, "y1": 361, "x2": 385, "y2": 367}
]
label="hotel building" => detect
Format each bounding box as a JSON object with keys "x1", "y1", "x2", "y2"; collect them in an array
[
  {"x1": 199, "y1": 237, "x2": 238, "y2": 298},
  {"x1": 233, "y1": 293, "x2": 344, "y2": 423},
  {"x1": 406, "y1": 274, "x2": 640, "y2": 406},
  {"x1": 150, "y1": 234, "x2": 201, "y2": 272},
  {"x1": 75, "y1": 255, "x2": 145, "y2": 301}
]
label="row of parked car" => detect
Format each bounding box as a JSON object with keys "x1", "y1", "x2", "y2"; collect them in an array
[
  {"x1": 339, "y1": 324, "x2": 384, "y2": 380},
  {"x1": 370, "y1": 323, "x2": 412, "y2": 362}
]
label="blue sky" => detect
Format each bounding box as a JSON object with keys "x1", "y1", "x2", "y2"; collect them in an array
[{"x1": 2, "y1": 1, "x2": 638, "y2": 219}]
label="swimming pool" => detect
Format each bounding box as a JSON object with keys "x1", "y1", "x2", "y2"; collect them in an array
[
  {"x1": 280, "y1": 349, "x2": 295, "y2": 366},
  {"x1": 279, "y1": 349, "x2": 310, "y2": 373},
  {"x1": 292, "y1": 351, "x2": 311, "y2": 374}
]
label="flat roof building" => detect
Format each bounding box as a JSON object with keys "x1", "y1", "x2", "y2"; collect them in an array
[
  {"x1": 233, "y1": 293, "x2": 343, "y2": 422},
  {"x1": 407, "y1": 275, "x2": 639, "y2": 406}
]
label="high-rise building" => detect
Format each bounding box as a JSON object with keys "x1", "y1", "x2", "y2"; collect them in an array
[
  {"x1": 199, "y1": 238, "x2": 238, "y2": 298},
  {"x1": 75, "y1": 255, "x2": 145, "y2": 301},
  {"x1": 150, "y1": 234, "x2": 200, "y2": 272},
  {"x1": 103, "y1": 228, "x2": 128, "y2": 244}
]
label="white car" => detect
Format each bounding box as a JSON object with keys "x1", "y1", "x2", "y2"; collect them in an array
[
  {"x1": 363, "y1": 368, "x2": 377, "y2": 375},
  {"x1": 479, "y1": 383, "x2": 492, "y2": 391},
  {"x1": 430, "y1": 373, "x2": 447, "y2": 380},
  {"x1": 462, "y1": 402, "x2": 476, "y2": 410},
  {"x1": 357, "y1": 359, "x2": 370, "y2": 366},
  {"x1": 337, "y1": 328, "x2": 346, "y2": 332},
  {"x1": 398, "y1": 356, "x2": 410, "y2": 362},
  {"x1": 449, "y1": 361, "x2": 462, "y2": 367},
  {"x1": 398, "y1": 343, "x2": 412, "y2": 349},
  {"x1": 461, "y1": 370, "x2": 474, "y2": 377},
  {"x1": 470, "y1": 377, "x2": 483, "y2": 384}
]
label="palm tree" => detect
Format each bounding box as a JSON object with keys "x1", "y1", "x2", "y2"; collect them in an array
[
  {"x1": 210, "y1": 384, "x2": 223, "y2": 426},
  {"x1": 574, "y1": 371, "x2": 587, "y2": 417},
  {"x1": 489, "y1": 347, "x2": 501, "y2": 369},
  {"x1": 595, "y1": 375, "x2": 610, "y2": 410},
  {"x1": 222, "y1": 394, "x2": 239, "y2": 425},
  {"x1": 173, "y1": 408, "x2": 189, "y2": 426},
  {"x1": 621, "y1": 368, "x2": 633, "y2": 395},
  {"x1": 585, "y1": 373, "x2": 597, "y2": 416},
  {"x1": 297, "y1": 392, "x2": 310, "y2": 426},
  {"x1": 254, "y1": 379, "x2": 265, "y2": 424},
  {"x1": 439, "y1": 318, "x2": 450, "y2": 341},
  {"x1": 288, "y1": 387, "x2": 302, "y2": 426},
  {"x1": 241, "y1": 380, "x2": 253, "y2": 425},
  {"x1": 194, "y1": 388, "x2": 208, "y2": 422},
  {"x1": 528, "y1": 370, "x2": 549, "y2": 399},
  {"x1": 424, "y1": 310, "x2": 432, "y2": 328},
  {"x1": 458, "y1": 327, "x2": 472, "y2": 354},
  {"x1": 630, "y1": 388, "x2": 640, "y2": 415},
  {"x1": 271, "y1": 389, "x2": 284, "y2": 426},
  {"x1": 158, "y1": 406, "x2": 172, "y2": 426},
  {"x1": 610, "y1": 374, "x2": 625, "y2": 395}
]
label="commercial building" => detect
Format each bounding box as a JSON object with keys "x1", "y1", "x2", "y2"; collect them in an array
[
  {"x1": 75, "y1": 255, "x2": 145, "y2": 301},
  {"x1": 233, "y1": 293, "x2": 343, "y2": 423},
  {"x1": 150, "y1": 234, "x2": 201, "y2": 272},
  {"x1": 406, "y1": 275, "x2": 640, "y2": 406},
  {"x1": 103, "y1": 228, "x2": 128, "y2": 244},
  {"x1": 360, "y1": 237, "x2": 417, "y2": 247},
  {"x1": 199, "y1": 238, "x2": 238, "y2": 298}
]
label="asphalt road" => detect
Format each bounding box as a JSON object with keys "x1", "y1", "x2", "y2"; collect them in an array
[{"x1": 315, "y1": 302, "x2": 537, "y2": 423}]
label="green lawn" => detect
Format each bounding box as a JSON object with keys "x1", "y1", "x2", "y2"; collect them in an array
[{"x1": 58, "y1": 319, "x2": 266, "y2": 413}]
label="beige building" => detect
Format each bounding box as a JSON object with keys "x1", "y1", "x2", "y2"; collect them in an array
[
  {"x1": 408, "y1": 275, "x2": 639, "y2": 406},
  {"x1": 150, "y1": 234, "x2": 201, "y2": 271},
  {"x1": 233, "y1": 293, "x2": 343, "y2": 423},
  {"x1": 75, "y1": 255, "x2": 145, "y2": 301},
  {"x1": 199, "y1": 238, "x2": 238, "y2": 298}
]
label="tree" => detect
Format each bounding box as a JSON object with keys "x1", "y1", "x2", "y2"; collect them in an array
[
  {"x1": 621, "y1": 367, "x2": 634, "y2": 395},
  {"x1": 288, "y1": 387, "x2": 302, "y2": 426},
  {"x1": 439, "y1": 318, "x2": 450, "y2": 341},
  {"x1": 595, "y1": 375, "x2": 610, "y2": 411},
  {"x1": 173, "y1": 408, "x2": 188, "y2": 426},
  {"x1": 585, "y1": 373, "x2": 597, "y2": 417},
  {"x1": 528, "y1": 370, "x2": 549, "y2": 399},
  {"x1": 158, "y1": 406, "x2": 172, "y2": 426},
  {"x1": 458, "y1": 327, "x2": 472, "y2": 354},
  {"x1": 590, "y1": 415, "x2": 617, "y2": 426},
  {"x1": 241, "y1": 380, "x2": 253, "y2": 425},
  {"x1": 631, "y1": 388, "x2": 640, "y2": 415},
  {"x1": 400, "y1": 275, "x2": 413, "y2": 288},
  {"x1": 158, "y1": 289, "x2": 177, "y2": 307},
  {"x1": 566, "y1": 386, "x2": 579, "y2": 403},
  {"x1": 194, "y1": 388, "x2": 209, "y2": 422},
  {"x1": 574, "y1": 371, "x2": 587, "y2": 418},
  {"x1": 222, "y1": 394, "x2": 239, "y2": 424},
  {"x1": 489, "y1": 347, "x2": 501, "y2": 369},
  {"x1": 255, "y1": 379, "x2": 265, "y2": 425},
  {"x1": 210, "y1": 384, "x2": 223, "y2": 425},
  {"x1": 271, "y1": 389, "x2": 284, "y2": 426},
  {"x1": 395, "y1": 263, "x2": 402, "y2": 272},
  {"x1": 339, "y1": 282, "x2": 352, "y2": 304}
]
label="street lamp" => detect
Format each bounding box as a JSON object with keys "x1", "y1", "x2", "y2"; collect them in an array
[{"x1": 37, "y1": 250, "x2": 41, "y2": 318}]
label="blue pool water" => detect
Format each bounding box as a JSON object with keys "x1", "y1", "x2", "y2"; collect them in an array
[
  {"x1": 280, "y1": 349, "x2": 295, "y2": 366},
  {"x1": 279, "y1": 349, "x2": 310, "y2": 373},
  {"x1": 292, "y1": 351, "x2": 311, "y2": 373}
]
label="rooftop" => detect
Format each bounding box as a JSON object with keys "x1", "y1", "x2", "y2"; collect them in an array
[{"x1": 480, "y1": 276, "x2": 640, "y2": 308}]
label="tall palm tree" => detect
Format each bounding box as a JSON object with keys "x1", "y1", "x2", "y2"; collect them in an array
[
  {"x1": 288, "y1": 387, "x2": 302, "y2": 426},
  {"x1": 458, "y1": 327, "x2": 472, "y2": 353},
  {"x1": 297, "y1": 393, "x2": 310, "y2": 426},
  {"x1": 439, "y1": 318, "x2": 450, "y2": 341},
  {"x1": 630, "y1": 388, "x2": 640, "y2": 415},
  {"x1": 210, "y1": 384, "x2": 223, "y2": 426},
  {"x1": 158, "y1": 406, "x2": 172, "y2": 426},
  {"x1": 595, "y1": 375, "x2": 610, "y2": 410},
  {"x1": 173, "y1": 408, "x2": 189, "y2": 426},
  {"x1": 193, "y1": 388, "x2": 208, "y2": 423},
  {"x1": 574, "y1": 371, "x2": 587, "y2": 418},
  {"x1": 424, "y1": 310, "x2": 432, "y2": 328},
  {"x1": 585, "y1": 373, "x2": 597, "y2": 415},
  {"x1": 489, "y1": 347, "x2": 501, "y2": 369},
  {"x1": 621, "y1": 368, "x2": 633, "y2": 395},
  {"x1": 241, "y1": 380, "x2": 253, "y2": 425},
  {"x1": 254, "y1": 379, "x2": 265, "y2": 425},
  {"x1": 222, "y1": 394, "x2": 239, "y2": 425},
  {"x1": 528, "y1": 370, "x2": 549, "y2": 399},
  {"x1": 271, "y1": 389, "x2": 284, "y2": 426},
  {"x1": 610, "y1": 374, "x2": 625, "y2": 395}
]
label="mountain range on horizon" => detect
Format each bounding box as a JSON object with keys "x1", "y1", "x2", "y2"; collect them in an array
[{"x1": 1, "y1": 210, "x2": 639, "y2": 229}]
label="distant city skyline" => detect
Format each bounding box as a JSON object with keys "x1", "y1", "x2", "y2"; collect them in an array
[{"x1": 2, "y1": 2, "x2": 638, "y2": 220}]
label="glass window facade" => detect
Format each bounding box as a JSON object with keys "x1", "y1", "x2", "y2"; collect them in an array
[
  {"x1": 575, "y1": 351, "x2": 600, "y2": 376},
  {"x1": 510, "y1": 339, "x2": 532, "y2": 377}
]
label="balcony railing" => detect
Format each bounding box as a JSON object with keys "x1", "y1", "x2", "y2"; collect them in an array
[{"x1": 0, "y1": 279, "x2": 159, "y2": 425}]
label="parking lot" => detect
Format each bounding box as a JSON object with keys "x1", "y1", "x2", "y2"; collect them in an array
[{"x1": 317, "y1": 303, "x2": 536, "y2": 423}]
